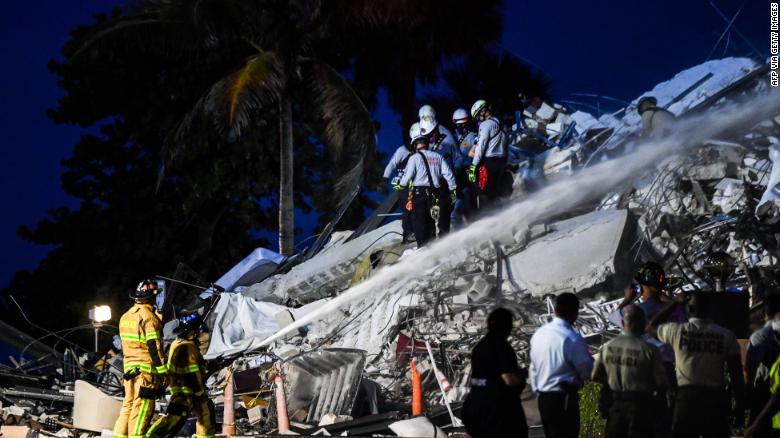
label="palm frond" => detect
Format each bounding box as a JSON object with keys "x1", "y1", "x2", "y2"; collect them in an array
[
  {"x1": 226, "y1": 52, "x2": 280, "y2": 126},
  {"x1": 159, "y1": 50, "x2": 284, "y2": 178},
  {"x1": 301, "y1": 58, "x2": 376, "y2": 195}
]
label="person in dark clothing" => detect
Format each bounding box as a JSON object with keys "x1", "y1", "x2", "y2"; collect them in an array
[
  {"x1": 746, "y1": 294, "x2": 780, "y2": 437},
  {"x1": 462, "y1": 308, "x2": 528, "y2": 438},
  {"x1": 651, "y1": 293, "x2": 744, "y2": 438},
  {"x1": 592, "y1": 305, "x2": 668, "y2": 438}
]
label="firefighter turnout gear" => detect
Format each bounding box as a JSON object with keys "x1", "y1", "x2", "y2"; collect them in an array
[
  {"x1": 146, "y1": 338, "x2": 215, "y2": 438},
  {"x1": 113, "y1": 302, "x2": 166, "y2": 438}
]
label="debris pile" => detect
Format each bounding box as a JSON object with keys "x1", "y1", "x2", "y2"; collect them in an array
[{"x1": 2, "y1": 56, "x2": 780, "y2": 437}]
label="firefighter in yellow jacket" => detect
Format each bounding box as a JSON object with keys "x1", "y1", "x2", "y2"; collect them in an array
[
  {"x1": 146, "y1": 311, "x2": 216, "y2": 438},
  {"x1": 113, "y1": 279, "x2": 167, "y2": 438}
]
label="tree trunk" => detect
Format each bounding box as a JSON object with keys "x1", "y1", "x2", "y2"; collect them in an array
[{"x1": 278, "y1": 96, "x2": 295, "y2": 255}]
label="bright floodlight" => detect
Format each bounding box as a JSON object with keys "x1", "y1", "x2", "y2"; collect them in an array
[{"x1": 89, "y1": 305, "x2": 112, "y2": 323}]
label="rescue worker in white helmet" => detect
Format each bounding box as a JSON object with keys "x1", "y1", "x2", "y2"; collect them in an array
[
  {"x1": 113, "y1": 279, "x2": 167, "y2": 438},
  {"x1": 380, "y1": 137, "x2": 415, "y2": 243},
  {"x1": 146, "y1": 312, "x2": 216, "y2": 438},
  {"x1": 418, "y1": 104, "x2": 459, "y2": 235},
  {"x1": 451, "y1": 108, "x2": 477, "y2": 228},
  {"x1": 399, "y1": 123, "x2": 457, "y2": 248},
  {"x1": 468, "y1": 99, "x2": 508, "y2": 209}
]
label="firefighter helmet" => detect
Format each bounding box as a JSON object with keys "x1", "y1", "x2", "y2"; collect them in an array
[
  {"x1": 418, "y1": 104, "x2": 436, "y2": 121},
  {"x1": 130, "y1": 278, "x2": 163, "y2": 300},
  {"x1": 420, "y1": 118, "x2": 438, "y2": 136},
  {"x1": 470, "y1": 99, "x2": 488, "y2": 119},
  {"x1": 409, "y1": 122, "x2": 427, "y2": 145},
  {"x1": 173, "y1": 312, "x2": 203, "y2": 336},
  {"x1": 452, "y1": 108, "x2": 469, "y2": 125},
  {"x1": 637, "y1": 96, "x2": 658, "y2": 114},
  {"x1": 634, "y1": 262, "x2": 667, "y2": 290}
]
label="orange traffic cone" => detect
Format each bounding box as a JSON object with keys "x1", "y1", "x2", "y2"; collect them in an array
[
  {"x1": 410, "y1": 360, "x2": 423, "y2": 416},
  {"x1": 274, "y1": 374, "x2": 290, "y2": 434}
]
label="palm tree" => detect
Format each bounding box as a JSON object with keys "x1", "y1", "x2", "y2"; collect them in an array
[
  {"x1": 75, "y1": 0, "x2": 377, "y2": 255},
  {"x1": 73, "y1": 0, "x2": 506, "y2": 254}
]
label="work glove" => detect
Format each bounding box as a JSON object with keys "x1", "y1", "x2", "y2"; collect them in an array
[
  {"x1": 377, "y1": 178, "x2": 388, "y2": 195},
  {"x1": 392, "y1": 182, "x2": 403, "y2": 191},
  {"x1": 467, "y1": 165, "x2": 476, "y2": 183},
  {"x1": 450, "y1": 190, "x2": 457, "y2": 203}
]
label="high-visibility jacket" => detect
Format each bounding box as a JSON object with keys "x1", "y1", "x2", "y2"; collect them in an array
[
  {"x1": 769, "y1": 355, "x2": 780, "y2": 429},
  {"x1": 119, "y1": 303, "x2": 167, "y2": 374},
  {"x1": 167, "y1": 338, "x2": 206, "y2": 397}
]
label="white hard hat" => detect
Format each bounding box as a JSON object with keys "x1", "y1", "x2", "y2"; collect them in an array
[
  {"x1": 452, "y1": 108, "x2": 469, "y2": 124},
  {"x1": 418, "y1": 104, "x2": 436, "y2": 121},
  {"x1": 409, "y1": 122, "x2": 426, "y2": 143},
  {"x1": 420, "y1": 118, "x2": 437, "y2": 135},
  {"x1": 470, "y1": 99, "x2": 488, "y2": 118}
]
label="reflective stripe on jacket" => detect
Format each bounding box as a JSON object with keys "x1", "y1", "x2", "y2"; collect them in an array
[
  {"x1": 119, "y1": 303, "x2": 167, "y2": 374},
  {"x1": 167, "y1": 338, "x2": 206, "y2": 397}
]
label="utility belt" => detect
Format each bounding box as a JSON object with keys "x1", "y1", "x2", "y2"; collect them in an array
[
  {"x1": 408, "y1": 187, "x2": 441, "y2": 221},
  {"x1": 540, "y1": 382, "x2": 580, "y2": 394},
  {"x1": 123, "y1": 368, "x2": 141, "y2": 381},
  {"x1": 677, "y1": 385, "x2": 727, "y2": 395},
  {"x1": 412, "y1": 186, "x2": 436, "y2": 195},
  {"x1": 611, "y1": 391, "x2": 654, "y2": 402}
]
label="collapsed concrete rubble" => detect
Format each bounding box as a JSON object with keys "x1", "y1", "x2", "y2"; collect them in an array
[{"x1": 2, "y1": 56, "x2": 780, "y2": 437}]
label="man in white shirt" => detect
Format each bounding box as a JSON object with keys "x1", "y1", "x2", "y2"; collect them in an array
[{"x1": 530, "y1": 292, "x2": 594, "y2": 438}]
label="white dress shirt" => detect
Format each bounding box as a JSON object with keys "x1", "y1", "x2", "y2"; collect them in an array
[{"x1": 529, "y1": 317, "x2": 594, "y2": 392}]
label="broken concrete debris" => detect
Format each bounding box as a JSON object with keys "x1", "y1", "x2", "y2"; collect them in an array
[{"x1": 2, "y1": 57, "x2": 779, "y2": 437}]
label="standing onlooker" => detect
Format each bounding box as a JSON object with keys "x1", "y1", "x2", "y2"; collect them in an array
[
  {"x1": 530, "y1": 292, "x2": 594, "y2": 438},
  {"x1": 592, "y1": 305, "x2": 667, "y2": 438},
  {"x1": 650, "y1": 292, "x2": 744, "y2": 438},
  {"x1": 462, "y1": 308, "x2": 528, "y2": 438},
  {"x1": 745, "y1": 294, "x2": 780, "y2": 437},
  {"x1": 745, "y1": 315, "x2": 780, "y2": 438}
]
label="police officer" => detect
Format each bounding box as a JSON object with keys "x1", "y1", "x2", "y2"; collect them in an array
[
  {"x1": 451, "y1": 108, "x2": 477, "y2": 228},
  {"x1": 650, "y1": 292, "x2": 745, "y2": 438},
  {"x1": 419, "y1": 104, "x2": 459, "y2": 235},
  {"x1": 146, "y1": 312, "x2": 216, "y2": 438},
  {"x1": 592, "y1": 305, "x2": 668, "y2": 438},
  {"x1": 468, "y1": 99, "x2": 507, "y2": 209},
  {"x1": 399, "y1": 123, "x2": 456, "y2": 248},
  {"x1": 462, "y1": 308, "x2": 528, "y2": 438},
  {"x1": 113, "y1": 279, "x2": 167, "y2": 438},
  {"x1": 380, "y1": 139, "x2": 414, "y2": 243},
  {"x1": 607, "y1": 262, "x2": 680, "y2": 438}
]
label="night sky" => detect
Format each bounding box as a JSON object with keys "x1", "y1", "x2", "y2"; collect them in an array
[{"x1": 0, "y1": 0, "x2": 769, "y2": 288}]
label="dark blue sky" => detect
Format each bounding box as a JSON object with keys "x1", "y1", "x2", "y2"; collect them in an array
[{"x1": 0, "y1": 0, "x2": 768, "y2": 288}]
